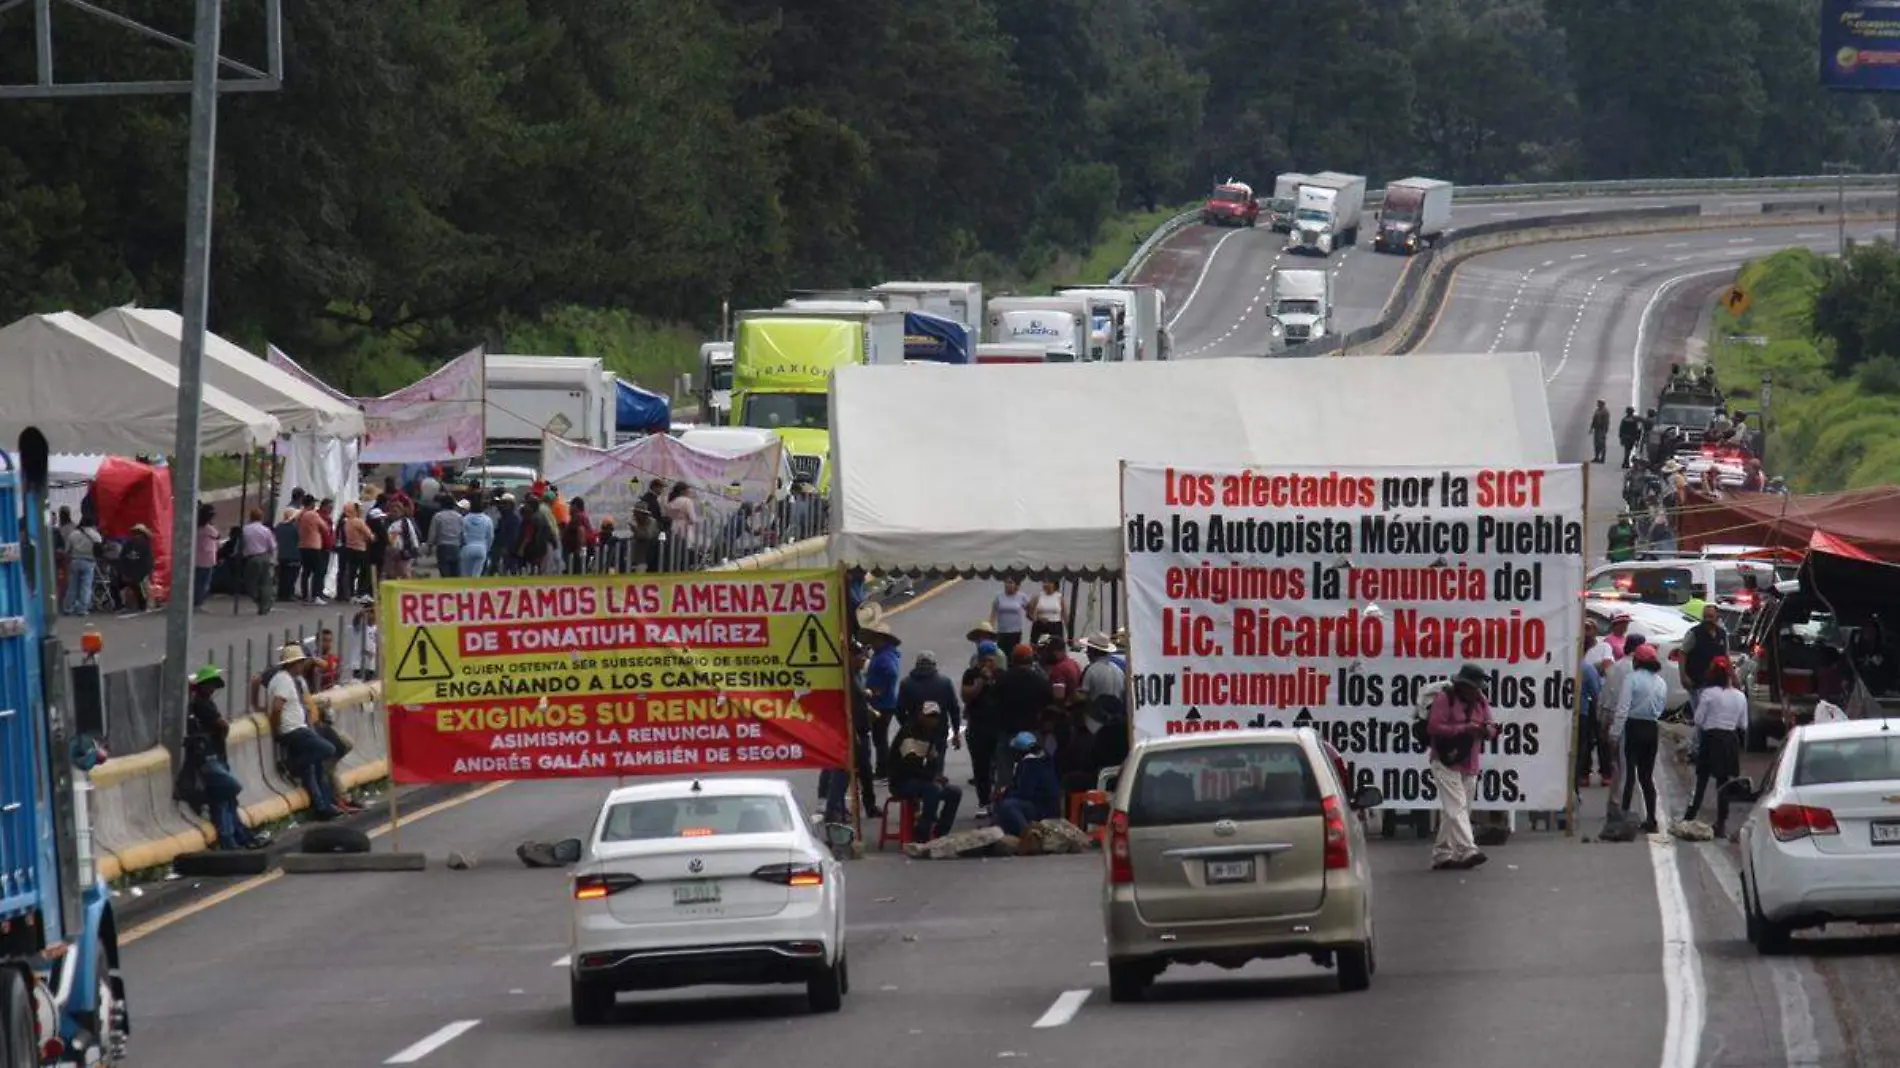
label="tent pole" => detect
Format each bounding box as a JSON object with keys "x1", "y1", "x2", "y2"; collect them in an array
[
  {"x1": 158, "y1": 0, "x2": 226, "y2": 762},
  {"x1": 232, "y1": 448, "x2": 249, "y2": 615}
]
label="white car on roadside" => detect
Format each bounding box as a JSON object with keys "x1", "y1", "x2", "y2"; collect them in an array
[
  {"x1": 564, "y1": 778, "x2": 853, "y2": 1023},
  {"x1": 1739, "y1": 719, "x2": 1900, "y2": 954},
  {"x1": 1582, "y1": 598, "x2": 1694, "y2": 712}
]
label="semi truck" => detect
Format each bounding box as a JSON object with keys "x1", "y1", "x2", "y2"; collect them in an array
[
  {"x1": 729, "y1": 308, "x2": 905, "y2": 491},
  {"x1": 1285, "y1": 171, "x2": 1367, "y2": 257},
  {"x1": 1057, "y1": 285, "x2": 1170, "y2": 362},
  {"x1": 0, "y1": 435, "x2": 129, "y2": 1067},
  {"x1": 1374, "y1": 177, "x2": 1453, "y2": 255},
  {"x1": 483, "y1": 354, "x2": 614, "y2": 469},
  {"x1": 983, "y1": 296, "x2": 1090, "y2": 362},
  {"x1": 1265, "y1": 172, "x2": 1309, "y2": 232},
  {"x1": 1268, "y1": 269, "x2": 1333, "y2": 345},
  {"x1": 698, "y1": 341, "x2": 733, "y2": 425},
  {"x1": 1200, "y1": 180, "x2": 1258, "y2": 227},
  {"x1": 974, "y1": 342, "x2": 1074, "y2": 364},
  {"x1": 869, "y1": 282, "x2": 984, "y2": 337},
  {"x1": 1054, "y1": 289, "x2": 1129, "y2": 362}
]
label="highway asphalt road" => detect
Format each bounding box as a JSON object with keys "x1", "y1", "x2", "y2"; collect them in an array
[
  {"x1": 1135, "y1": 190, "x2": 1880, "y2": 362},
  {"x1": 117, "y1": 575, "x2": 1672, "y2": 1068}
]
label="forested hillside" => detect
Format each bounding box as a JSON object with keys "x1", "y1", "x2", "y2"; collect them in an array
[{"x1": 0, "y1": 0, "x2": 1888, "y2": 388}]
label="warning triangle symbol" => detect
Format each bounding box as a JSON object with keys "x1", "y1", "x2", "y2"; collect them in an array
[
  {"x1": 785, "y1": 614, "x2": 842, "y2": 668},
  {"x1": 395, "y1": 627, "x2": 454, "y2": 682}
]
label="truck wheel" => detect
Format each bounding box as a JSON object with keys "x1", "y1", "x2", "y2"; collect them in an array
[
  {"x1": 83, "y1": 938, "x2": 128, "y2": 1064},
  {"x1": 1, "y1": 967, "x2": 34, "y2": 1068}
]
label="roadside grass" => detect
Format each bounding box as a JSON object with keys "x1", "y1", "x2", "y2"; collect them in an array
[{"x1": 1704, "y1": 248, "x2": 1900, "y2": 491}]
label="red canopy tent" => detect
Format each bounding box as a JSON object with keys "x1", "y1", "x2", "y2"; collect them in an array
[
  {"x1": 92, "y1": 457, "x2": 174, "y2": 602},
  {"x1": 1676, "y1": 486, "x2": 1900, "y2": 563}
]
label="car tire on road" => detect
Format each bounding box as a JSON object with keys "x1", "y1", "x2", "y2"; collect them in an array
[
  {"x1": 1, "y1": 966, "x2": 35, "y2": 1068},
  {"x1": 569, "y1": 975, "x2": 614, "y2": 1027},
  {"x1": 1337, "y1": 941, "x2": 1373, "y2": 992},
  {"x1": 1106, "y1": 960, "x2": 1150, "y2": 1003},
  {"x1": 1744, "y1": 872, "x2": 1792, "y2": 955},
  {"x1": 838, "y1": 950, "x2": 850, "y2": 996},
  {"x1": 807, "y1": 956, "x2": 845, "y2": 1014}
]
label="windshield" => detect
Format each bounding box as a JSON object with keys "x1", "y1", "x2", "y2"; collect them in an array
[
  {"x1": 1656, "y1": 404, "x2": 1718, "y2": 428},
  {"x1": 600, "y1": 794, "x2": 795, "y2": 841},
  {"x1": 1267, "y1": 197, "x2": 1294, "y2": 211},
  {"x1": 742, "y1": 392, "x2": 829, "y2": 431},
  {"x1": 1383, "y1": 209, "x2": 1418, "y2": 225},
  {"x1": 710, "y1": 364, "x2": 733, "y2": 391},
  {"x1": 482, "y1": 445, "x2": 540, "y2": 471},
  {"x1": 1210, "y1": 188, "x2": 1248, "y2": 204},
  {"x1": 1591, "y1": 566, "x2": 1696, "y2": 606},
  {"x1": 1296, "y1": 208, "x2": 1330, "y2": 224},
  {"x1": 1275, "y1": 299, "x2": 1321, "y2": 316},
  {"x1": 1128, "y1": 742, "x2": 1322, "y2": 827}
]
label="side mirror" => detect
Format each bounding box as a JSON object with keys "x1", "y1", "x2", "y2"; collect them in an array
[
  {"x1": 1099, "y1": 767, "x2": 1121, "y2": 794},
  {"x1": 551, "y1": 838, "x2": 584, "y2": 865},
  {"x1": 1350, "y1": 786, "x2": 1385, "y2": 811},
  {"x1": 822, "y1": 823, "x2": 858, "y2": 848}
]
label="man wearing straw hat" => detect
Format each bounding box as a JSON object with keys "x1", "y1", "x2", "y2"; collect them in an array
[
  {"x1": 266, "y1": 644, "x2": 343, "y2": 821},
  {"x1": 860, "y1": 617, "x2": 903, "y2": 779}
]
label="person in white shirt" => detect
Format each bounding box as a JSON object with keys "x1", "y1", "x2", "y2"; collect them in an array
[
  {"x1": 1029, "y1": 580, "x2": 1067, "y2": 647},
  {"x1": 1684, "y1": 656, "x2": 1748, "y2": 837},
  {"x1": 266, "y1": 644, "x2": 342, "y2": 819},
  {"x1": 990, "y1": 579, "x2": 1033, "y2": 652}
]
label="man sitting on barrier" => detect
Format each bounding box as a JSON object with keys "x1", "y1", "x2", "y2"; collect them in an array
[
  {"x1": 266, "y1": 644, "x2": 344, "y2": 821},
  {"x1": 178, "y1": 665, "x2": 266, "y2": 851}
]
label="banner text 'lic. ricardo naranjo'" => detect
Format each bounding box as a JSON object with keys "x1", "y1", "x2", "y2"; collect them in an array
[{"x1": 378, "y1": 570, "x2": 851, "y2": 783}]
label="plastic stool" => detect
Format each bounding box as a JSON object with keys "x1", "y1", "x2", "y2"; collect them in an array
[{"x1": 878, "y1": 798, "x2": 919, "y2": 852}]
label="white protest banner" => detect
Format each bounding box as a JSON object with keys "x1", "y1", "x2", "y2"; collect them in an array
[
  {"x1": 541, "y1": 433, "x2": 781, "y2": 525},
  {"x1": 268, "y1": 344, "x2": 485, "y2": 462},
  {"x1": 1122, "y1": 462, "x2": 1585, "y2": 812}
]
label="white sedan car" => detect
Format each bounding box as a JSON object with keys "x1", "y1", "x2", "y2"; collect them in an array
[
  {"x1": 565, "y1": 778, "x2": 852, "y2": 1023},
  {"x1": 1740, "y1": 719, "x2": 1900, "y2": 954}
]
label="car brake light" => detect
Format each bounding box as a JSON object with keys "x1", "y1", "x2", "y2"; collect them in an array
[
  {"x1": 680, "y1": 827, "x2": 715, "y2": 837},
  {"x1": 574, "y1": 872, "x2": 642, "y2": 899},
  {"x1": 1322, "y1": 796, "x2": 1350, "y2": 870},
  {"x1": 1108, "y1": 810, "x2": 1133, "y2": 884},
  {"x1": 753, "y1": 863, "x2": 824, "y2": 887},
  {"x1": 1769, "y1": 804, "x2": 1839, "y2": 842}
]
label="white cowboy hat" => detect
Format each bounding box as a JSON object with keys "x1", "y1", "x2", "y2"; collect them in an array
[
  {"x1": 1081, "y1": 632, "x2": 1118, "y2": 654},
  {"x1": 277, "y1": 643, "x2": 308, "y2": 666},
  {"x1": 859, "y1": 618, "x2": 900, "y2": 645}
]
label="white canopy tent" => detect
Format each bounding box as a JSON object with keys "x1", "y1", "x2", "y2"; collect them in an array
[
  {"x1": 91, "y1": 307, "x2": 367, "y2": 531},
  {"x1": 90, "y1": 307, "x2": 366, "y2": 439},
  {"x1": 828, "y1": 353, "x2": 1559, "y2": 577},
  {"x1": 0, "y1": 313, "x2": 281, "y2": 457}
]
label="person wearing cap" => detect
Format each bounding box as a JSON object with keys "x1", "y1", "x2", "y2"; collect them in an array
[
  {"x1": 1684, "y1": 657, "x2": 1747, "y2": 836},
  {"x1": 1604, "y1": 611, "x2": 1633, "y2": 659},
  {"x1": 899, "y1": 651, "x2": 961, "y2": 748},
  {"x1": 179, "y1": 665, "x2": 264, "y2": 850},
  {"x1": 886, "y1": 701, "x2": 961, "y2": 842},
  {"x1": 460, "y1": 498, "x2": 495, "y2": 578},
  {"x1": 991, "y1": 644, "x2": 1053, "y2": 801},
  {"x1": 821, "y1": 640, "x2": 881, "y2": 823},
  {"x1": 266, "y1": 644, "x2": 343, "y2": 821},
  {"x1": 1424, "y1": 663, "x2": 1500, "y2": 870},
  {"x1": 1079, "y1": 633, "x2": 1125, "y2": 707},
  {"x1": 992, "y1": 730, "x2": 1059, "y2": 837},
  {"x1": 960, "y1": 642, "x2": 1006, "y2": 815},
  {"x1": 1614, "y1": 643, "x2": 1668, "y2": 832},
  {"x1": 350, "y1": 595, "x2": 380, "y2": 680},
  {"x1": 860, "y1": 619, "x2": 903, "y2": 778}
]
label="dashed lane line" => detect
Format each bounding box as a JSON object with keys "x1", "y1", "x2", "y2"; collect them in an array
[
  {"x1": 385, "y1": 1020, "x2": 482, "y2": 1064},
  {"x1": 1033, "y1": 989, "x2": 1093, "y2": 1028}
]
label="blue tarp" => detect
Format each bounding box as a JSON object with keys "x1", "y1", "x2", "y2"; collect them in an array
[
  {"x1": 903, "y1": 311, "x2": 972, "y2": 364},
  {"x1": 615, "y1": 379, "x2": 671, "y2": 433}
]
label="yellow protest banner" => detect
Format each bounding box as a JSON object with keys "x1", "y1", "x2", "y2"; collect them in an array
[{"x1": 378, "y1": 569, "x2": 851, "y2": 782}]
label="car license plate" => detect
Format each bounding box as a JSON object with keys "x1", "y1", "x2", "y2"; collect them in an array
[
  {"x1": 673, "y1": 881, "x2": 721, "y2": 905},
  {"x1": 1205, "y1": 859, "x2": 1254, "y2": 884},
  {"x1": 1871, "y1": 821, "x2": 1900, "y2": 846}
]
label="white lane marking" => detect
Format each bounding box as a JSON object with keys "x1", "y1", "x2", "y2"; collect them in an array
[
  {"x1": 1571, "y1": 253, "x2": 1589, "y2": 260},
  {"x1": 1542, "y1": 259, "x2": 1556, "y2": 268},
  {"x1": 1688, "y1": 838, "x2": 1821, "y2": 1066},
  {"x1": 1651, "y1": 773, "x2": 1704, "y2": 1068},
  {"x1": 1612, "y1": 248, "x2": 1633, "y2": 255},
  {"x1": 1033, "y1": 989, "x2": 1092, "y2": 1028},
  {"x1": 552, "y1": 954, "x2": 571, "y2": 967},
  {"x1": 1630, "y1": 265, "x2": 1745, "y2": 411},
  {"x1": 1666, "y1": 243, "x2": 1688, "y2": 249},
  {"x1": 1547, "y1": 274, "x2": 1604, "y2": 383},
  {"x1": 385, "y1": 1021, "x2": 482, "y2": 1064},
  {"x1": 1728, "y1": 238, "x2": 1756, "y2": 244},
  {"x1": 1492, "y1": 210, "x2": 1519, "y2": 218},
  {"x1": 1166, "y1": 226, "x2": 1251, "y2": 329}
]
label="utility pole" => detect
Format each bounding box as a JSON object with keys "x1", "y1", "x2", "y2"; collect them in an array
[
  {"x1": 1822, "y1": 160, "x2": 1858, "y2": 257},
  {"x1": 1, "y1": 1, "x2": 284, "y2": 759}
]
